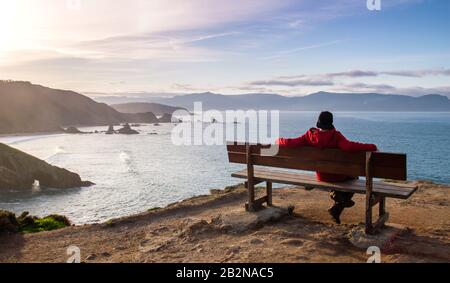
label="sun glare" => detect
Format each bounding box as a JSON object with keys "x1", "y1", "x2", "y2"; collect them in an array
[{"x1": 0, "y1": 1, "x2": 46, "y2": 56}]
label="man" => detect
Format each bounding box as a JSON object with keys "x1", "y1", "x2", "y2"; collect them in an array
[{"x1": 276, "y1": 111, "x2": 378, "y2": 224}]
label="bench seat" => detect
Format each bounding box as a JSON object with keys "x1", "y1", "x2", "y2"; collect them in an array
[{"x1": 232, "y1": 168, "x2": 418, "y2": 199}]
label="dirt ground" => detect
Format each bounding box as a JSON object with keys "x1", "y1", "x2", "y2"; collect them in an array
[{"x1": 0, "y1": 181, "x2": 449, "y2": 263}]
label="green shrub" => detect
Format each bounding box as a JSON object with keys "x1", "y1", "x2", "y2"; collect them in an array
[{"x1": 20, "y1": 215, "x2": 70, "y2": 233}]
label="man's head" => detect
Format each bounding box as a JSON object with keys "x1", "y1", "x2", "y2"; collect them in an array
[{"x1": 316, "y1": 111, "x2": 335, "y2": 130}]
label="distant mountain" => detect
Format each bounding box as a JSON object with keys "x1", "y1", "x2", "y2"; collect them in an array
[
  {"x1": 0, "y1": 81, "x2": 158, "y2": 135},
  {"x1": 110, "y1": 102, "x2": 188, "y2": 115},
  {"x1": 146, "y1": 91, "x2": 450, "y2": 111}
]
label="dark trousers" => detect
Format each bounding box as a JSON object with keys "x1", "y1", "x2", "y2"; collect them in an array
[{"x1": 330, "y1": 191, "x2": 354, "y2": 204}]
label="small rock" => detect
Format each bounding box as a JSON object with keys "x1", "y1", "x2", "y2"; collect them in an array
[
  {"x1": 219, "y1": 224, "x2": 232, "y2": 232},
  {"x1": 295, "y1": 255, "x2": 310, "y2": 261},
  {"x1": 348, "y1": 223, "x2": 408, "y2": 250},
  {"x1": 86, "y1": 254, "x2": 97, "y2": 260},
  {"x1": 226, "y1": 246, "x2": 241, "y2": 255},
  {"x1": 249, "y1": 238, "x2": 264, "y2": 245},
  {"x1": 280, "y1": 239, "x2": 304, "y2": 246}
]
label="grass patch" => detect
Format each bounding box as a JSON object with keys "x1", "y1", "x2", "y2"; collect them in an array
[
  {"x1": 1, "y1": 210, "x2": 71, "y2": 234},
  {"x1": 18, "y1": 213, "x2": 71, "y2": 234},
  {"x1": 20, "y1": 216, "x2": 69, "y2": 233},
  {"x1": 148, "y1": 207, "x2": 162, "y2": 212}
]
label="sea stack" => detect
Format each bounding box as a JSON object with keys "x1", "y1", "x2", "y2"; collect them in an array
[
  {"x1": 64, "y1": 127, "x2": 84, "y2": 134},
  {"x1": 105, "y1": 125, "x2": 115, "y2": 135},
  {"x1": 117, "y1": 123, "x2": 139, "y2": 135}
]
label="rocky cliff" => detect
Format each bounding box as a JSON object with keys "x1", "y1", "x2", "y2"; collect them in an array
[
  {"x1": 0, "y1": 143, "x2": 93, "y2": 191},
  {"x1": 0, "y1": 81, "x2": 158, "y2": 134}
]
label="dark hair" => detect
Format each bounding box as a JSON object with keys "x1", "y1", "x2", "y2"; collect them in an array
[{"x1": 316, "y1": 111, "x2": 335, "y2": 130}]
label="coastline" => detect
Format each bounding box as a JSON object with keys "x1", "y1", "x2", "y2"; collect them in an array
[
  {"x1": 0, "y1": 130, "x2": 64, "y2": 138},
  {"x1": 1, "y1": 180, "x2": 448, "y2": 263}
]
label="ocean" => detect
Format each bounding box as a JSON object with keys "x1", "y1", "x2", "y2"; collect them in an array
[{"x1": 0, "y1": 111, "x2": 449, "y2": 224}]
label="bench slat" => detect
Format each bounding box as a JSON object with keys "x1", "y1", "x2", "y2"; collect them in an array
[
  {"x1": 228, "y1": 144, "x2": 367, "y2": 163},
  {"x1": 228, "y1": 151, "x2": 406, "y2": 180},
  {"x1": 228, "y1": 144, "x2": 406, "y2": 168},
  {"x1": 245, "y1": 169, "x2": 415, "y2": 196},
  {"x1": 231, "y1": 168, "x2": 417, "y2": 199}
]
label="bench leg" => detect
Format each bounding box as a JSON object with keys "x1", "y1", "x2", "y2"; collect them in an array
[
  {"x1": 373, "y1": 196, "x2": 389, "y2": 231},
  {"x1": 266, "y1": 182, "x2": 273, "y2": 206},
  {"x1": 379, "y1": 196, "x2": 386, "y2": 217},
  {"x1": 245, "y1": 182, "x2": 256, "y2": 212},
  {"x1": 365, "y1": 193, "x2": 374, "y2": 235},
  {"x1": 366, "y1": 196, "x2": 389, "y2": 234}
]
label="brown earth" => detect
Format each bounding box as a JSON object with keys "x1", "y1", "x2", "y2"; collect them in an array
[{"x1": 0, "y1": 181, "x2": 448, "y2": 263}]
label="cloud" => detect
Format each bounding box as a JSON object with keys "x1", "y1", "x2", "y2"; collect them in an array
[
  {"x1": 382, "y1": 69, "x2": 450, "y2": 77},
  {"x1": 331, "y1": 68, "x2": 450, "y2": 78},
  {"x1": 333, "y1": 83, "x2": 450, "y2": 97},
  {"x1": 249, "y1": 79, "x2": 334, "y2": 87},
  {"x1": 281, "y1": 69, "x2": 450, "y2": 80},
  {"x1": 326, "y1": 70, "x2": 380, "y2": 78},
  {"x1": 240, "y1": 68, "x2": 450, "y2": 97},
  {"x1": 260, "y1": 40, "x2": 344, "y2": 60}
]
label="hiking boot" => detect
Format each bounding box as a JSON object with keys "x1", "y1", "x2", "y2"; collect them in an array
[
  {"x1": 328, "y1": 206, "x2": 342, "y2": 224},
  {"x1": 343, "y1": 200, "x2": 355, "y2": 208}
]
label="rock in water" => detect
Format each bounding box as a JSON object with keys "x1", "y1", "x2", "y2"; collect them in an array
[
  {"x1": 0, "y1": 143, "x2": 94, "y2": 191},
  {"x1": 105, "y1": 125, "x2": 115, "y2": 135},
  {"x1": 117, "y1": 123, "x2": 139, "y2": 135},
  {"x1": 64, "y1": 127, "x2": 84, "y2": 134}
]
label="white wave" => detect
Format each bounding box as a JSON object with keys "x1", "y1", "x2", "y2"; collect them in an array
[
  {"x1": 45, "y1": 146, "x2": 67, "y2": 161},
  {"x1": 119, "y1": 151, "x2": 131, "y2": 163}
]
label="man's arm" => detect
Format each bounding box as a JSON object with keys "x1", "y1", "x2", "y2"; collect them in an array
[
  {"x1": 276, "y1": 132, "x2": 309, "y2": 148},
  {"x1": 337, "y1": 132, "x2": 378, "y2": 152}
]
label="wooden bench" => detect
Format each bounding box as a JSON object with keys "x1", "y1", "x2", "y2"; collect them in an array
[{"x1": 227, "y1": 143, "x2": 418, "y2": 235}]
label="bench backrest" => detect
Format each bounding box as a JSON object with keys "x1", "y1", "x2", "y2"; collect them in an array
[{"x1": 227, "y1": 143, "x2": 407, "y2": 180}]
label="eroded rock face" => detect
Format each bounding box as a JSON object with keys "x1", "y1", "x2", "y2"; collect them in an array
[{"x1": 0, "y1": 143, "x2": 94, "y2": 191}]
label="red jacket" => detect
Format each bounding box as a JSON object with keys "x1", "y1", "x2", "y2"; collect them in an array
[{"x1": 276, "y1": 128, "x2": 377, "y2": 182}]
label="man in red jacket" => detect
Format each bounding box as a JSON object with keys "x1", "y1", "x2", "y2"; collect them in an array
[{"x1": 276, "y1": 111, "x2": 378, "y2": 224}]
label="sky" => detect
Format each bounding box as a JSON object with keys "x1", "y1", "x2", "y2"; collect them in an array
[{"x1": 0, "y1": 0, "x2": 449, "y2": 97}]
